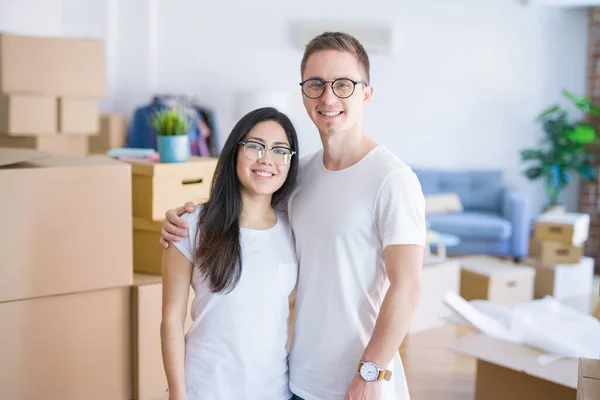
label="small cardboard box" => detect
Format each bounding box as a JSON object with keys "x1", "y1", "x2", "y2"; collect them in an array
[
  {"x1": 524, "y1": 257, "x2": 595, "y2": 300},
  {"x1": 0, "y1": 286, "x2": 132, "y2": 400},
  {"x1": 532, "y1": 240, "x2": 584, "y2": 265},
  {"x1": 89, "y1": 113, "x2": 127, "y2": 154},
  {"x1": 133, "y1": 217, "x2": 165, "y2": 275},
  {"x1": 409, "y1": 258, "x2": 461, "y2": 333},
  {"x1": 535, "y1": 212, "x2": 590, "y2": 246},
  {"x1": 133, "y1": 273, "x2": 193, "y2": 400},
  {"x1": 458, "y1": 256, "x2": 535, "y2": 306},
  {"x1": 58, "y1": 98, "x2": 100, "y2": 134},
  {"x1": 0, "y1": 149, "x2": 132, "y2": 302},
  {"x1": 578, "y1": 358, "x2": 600, "y2": 400},
  {"x1": 0, "y1": 94, "x2": 56, "y2": 135},
  {"x1": 451, "y1": 333, "x2": 577, "y2": 400},
  {"x1": 0, "y1": 134, "x2": 88, "y2": 156},
  {"x1": 128, "y1": 157, "x2": 217, "y2": 221},
  {"x1": 0, "y1": 33, "x2": 106, "y2": 96}
]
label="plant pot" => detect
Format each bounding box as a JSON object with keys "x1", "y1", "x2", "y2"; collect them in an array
[
  {"x1": 157, "y1": 135, "x2": 190, "y2": 163},
  {"x1": 543, "y1": 204, "x2": 566, "y2": 214}
]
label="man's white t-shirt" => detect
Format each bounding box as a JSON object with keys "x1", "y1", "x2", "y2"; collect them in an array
[
  {"x1": 172, "y1": 205, "x2": 298, "y2": 400},
  {"x1": 287, "y1": 146, "x2": 426, "y2": 400}
]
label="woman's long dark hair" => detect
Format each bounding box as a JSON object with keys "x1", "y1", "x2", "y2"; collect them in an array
[{"x1": 194, "y1": 107, "x2": 299, "y2": 293}]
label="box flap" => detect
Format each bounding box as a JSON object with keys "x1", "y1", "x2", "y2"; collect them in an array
[
  {"x1": 0, "y1": 148, "x2": 51, "y2": 167},
  {"x1": 127, "y1": 156, "x2": 217, "y2": 178},
  {"x1": 580, "y1": 358, "x2": 600, "y2": 380},
  {"x1": 450, "y1": 333, "x2": 578, "y2": 389},
  {"x1": 133, "y1": 273, "x2": 163, "y2": 287},
  {"x1": 462, "y1": 263, "x2": 535, "y2": 277}
]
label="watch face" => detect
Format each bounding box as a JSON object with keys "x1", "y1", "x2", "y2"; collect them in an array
[{"x1": 359, "y1": 362, "x2": 379, "y2": 382}]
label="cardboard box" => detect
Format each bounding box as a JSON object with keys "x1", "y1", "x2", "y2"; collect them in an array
[
  {"x1": 532, "y1": 240, "x2": 584, "y2": 265},
  {"x1": 133, "y1": 217, "x2": 165, "y2": 275},
  {"x1": 0, "y1": 149, "x2": 132, "y2": 302},
  {"x1": 58, "y1": 97, "x2": 100, "y2": 134},
  {"x1": 0, "y1": 134, "x2": 88, "y2": 156},
  {"x1": 0, "y1": 94, "x2": 56, "y2": 135},
  {"x1": 409, "y1": 259, "x2": 461, "y2": 333},
  {"x1": 128, "y1": 157, "x2": 217, "y2": 221},
  {"x1": 452, "y1": 333, "x2": 577, "y2": 400},
  {"x1": 524, "y1": 257, "x2": 595, "y2": 300},
  {"x1": 578, "y1": 358, "x2": 600, "y2": 400},
  {"x1": 89, "y1": 113, "x2": 127, "y2": 154},
  {"x1": 0, "y1": 286, "x2": 132, "y2": 400},
  {"x1": 458, "y1": 256, "x2": 535, "y2": 306},
  {"x1": 133, "y1": 273, "x2": 193, "y2": 400},
  {"x1": 0, "y1": 33, "x2": 106, "y2": 96},
  {"x1": 535, "y1": 212, "x2": 590, "y2": 246}
]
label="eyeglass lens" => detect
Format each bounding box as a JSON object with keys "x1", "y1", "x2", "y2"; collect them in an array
[
  {"x1": 302, "y1": 79, "x2": 356, "y2": 99},
  {"x1": 242, "y1": 142, "x2": 293, "y2": 165}
]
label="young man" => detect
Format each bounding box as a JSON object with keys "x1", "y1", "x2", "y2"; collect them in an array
[{"x1": 160, "y1": 32, "x2": 425, "y2": 400}]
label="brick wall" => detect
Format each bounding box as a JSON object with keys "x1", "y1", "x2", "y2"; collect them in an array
[{"x1": 580, "y1": 8, "x2": 600, "y2": 272}]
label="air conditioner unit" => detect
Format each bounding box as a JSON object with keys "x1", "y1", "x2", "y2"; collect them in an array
[{"x1": 290, "y1": 20, "x2": 395, "y2": 55}]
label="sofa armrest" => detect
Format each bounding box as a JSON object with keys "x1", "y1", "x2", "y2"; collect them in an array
[{"x1": 501, "y1": 188, "x2": 530, "y2": 258}]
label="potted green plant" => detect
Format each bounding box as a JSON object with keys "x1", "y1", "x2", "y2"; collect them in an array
[
  {"x1": 151, "y1": 108, "x2": 192, "y2": 163},
  {"x1": 520, "y1": 90, "x2": 599, "y2": 212}
]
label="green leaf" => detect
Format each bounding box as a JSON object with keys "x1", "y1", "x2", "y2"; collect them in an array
[
  {"x1": 521, "y1": 149, "x2": 542, "y2": 161},
  {"x1": 524, "y1": 166, "x2": 543, "y2": 180},
  {"x1": 579, "y1": 163, "x2": 598, "y2": 182},
  {"x1": 537, "y1": 105, "x2": 559, "y2": 120},
  {"x1": 566, "y1": 124, "x2": 597, "y2": 143}
]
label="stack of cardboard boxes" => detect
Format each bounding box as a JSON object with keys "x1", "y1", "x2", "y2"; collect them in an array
[
  {"x1": 0, "y1": 33, "x2": 105, "y2": 156},
  {"x1": 89, "y1": 113, "x2": 129, "y2": 155},
  {"x1": 127, "y1": 156, "x2": 218, "y2": 399},
  {"x1": 526, "y1": 212, "x2": 595, "y2": 303},
  {"x1": 0, "y1": 149, "x2": 133, "y2": 399}
]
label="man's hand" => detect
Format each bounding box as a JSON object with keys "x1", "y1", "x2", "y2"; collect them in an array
[
  {"x1": 160, "y1": 202, "x2": 196, "y2": 248},
  {"x1": 344, "y1": 374, "x2": 381, "y2": 400}
]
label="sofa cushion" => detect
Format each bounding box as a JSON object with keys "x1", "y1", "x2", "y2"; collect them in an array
[
  {"x1": 426, "y1": 211, "x2": 512, "y2": 241},
  {"x1": 425, "y1": 193, "x2": 463, "y2": 214}
]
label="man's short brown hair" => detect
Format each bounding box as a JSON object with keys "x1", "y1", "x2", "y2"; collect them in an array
[{"x1": 300, "y1": 32, "x2": 370, "y2": 84}]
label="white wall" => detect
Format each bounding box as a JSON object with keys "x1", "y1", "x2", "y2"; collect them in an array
[{"x1": 0, "y1": 0, "x2": 589, "y2": 215}]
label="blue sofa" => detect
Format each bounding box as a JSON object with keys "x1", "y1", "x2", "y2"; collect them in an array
[{"x1": 412, "y1": 168, "x2": 530, "y2": 259}]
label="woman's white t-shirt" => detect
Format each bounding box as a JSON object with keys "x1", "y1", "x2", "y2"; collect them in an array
[{"x1": 172, "y1": 205, "x2": 298, "y2": 400}]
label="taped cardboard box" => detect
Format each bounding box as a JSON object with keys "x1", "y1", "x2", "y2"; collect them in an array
[
  {"x1": 409, "y1": 258, "x2": 461, "y2": 334},
  {"x1": 133, "y1": 273, "x2": 193, "y2": 400},
  {"x1": 0, "y1": 286, "x2": 132, "y2": 400},
  {"x1": 0, "y1": 149, "x2": 132, "y2": 302},
  {"x1": 128, "y1": 157, "x2": 217, "y2": 221},
  {"x1": 451, "y1": 333, "x2": 577, "y2": 400},
  {"x1": 578, "y1": 358, "x2": 600, "y2": 400},
  {"x1": 0, "y1": 94, "x2": 56, "y2": 135},
  {"x1": 0, "y1": 33, "x2": 105, "y2": 96},
  {"x1": 532, "y1": 240, "x2": 584, "y2": 265},
  {"x1": 523, "y1": 256, "x2": 595, "y2": 300},
  {"x1": 133, "y1": 217, "x2": 168, "y2": 275},
  {"x1": 89, "y1": 113, "x2": 127, "y2": 154},
  {"x1": 535, "y1": 212, "x2": 590, "y2": 246},
  {"x1": 57, "y1": 97, "x2": 100, "y2": 134},
  {"x1": 0, "y1": 134, "x2": 88, "y2": 156},
  {"x1": 458, "y1": 256, "x2": 535, "y2": 306}
]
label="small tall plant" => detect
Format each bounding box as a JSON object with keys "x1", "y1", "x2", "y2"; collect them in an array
[
  {"x1": 151, "y1": 108, "x2": 191, "y2": 136},
  {"x1": 151, "y1": 108, "x2": 192, "y2": 163},
  {"x1": 520, "y1": 90, "x2": 599, "y2": 206}
]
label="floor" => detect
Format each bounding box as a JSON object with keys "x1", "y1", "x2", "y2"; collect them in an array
[{"x1": 400, "y1": 325, "x2": 477, "y2": 400}]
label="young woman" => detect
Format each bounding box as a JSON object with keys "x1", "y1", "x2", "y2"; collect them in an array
[{"x1": 160, "y1": 107, "x2": 300, "y2": 400}]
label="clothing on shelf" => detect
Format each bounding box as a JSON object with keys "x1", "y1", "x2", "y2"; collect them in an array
[{"x1": 126, "y1": 95, "x2": 220, "y2": 157}]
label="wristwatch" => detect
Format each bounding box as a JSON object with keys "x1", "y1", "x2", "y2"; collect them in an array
[{"x1": 357, "y1": 360, "x2": 392, "y2": 382}]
